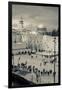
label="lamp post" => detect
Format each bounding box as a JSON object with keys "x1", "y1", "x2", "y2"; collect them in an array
[
  {"x1": 12, "y1": 54, "x2": 14, "y2": 66},
  {"x1": 54, "y1": 36, "x2": 56, "y2": 83}
]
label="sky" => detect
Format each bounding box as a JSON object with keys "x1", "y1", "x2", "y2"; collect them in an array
[{"x1": 12, "y1": 4, "x2": 59, "y2": 31}]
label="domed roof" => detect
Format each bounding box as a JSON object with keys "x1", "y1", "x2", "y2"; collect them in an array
[{"x1": 38, "y1": 24, "x2": 44, "y2": 28}]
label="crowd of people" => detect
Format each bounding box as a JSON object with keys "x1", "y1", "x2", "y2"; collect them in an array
[{"x1": 12, "y1": 60, "x2": 56, "y2": 83}]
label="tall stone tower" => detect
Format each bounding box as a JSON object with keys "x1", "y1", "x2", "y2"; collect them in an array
[{"x1": 19, "y1": 17, "x2": 24, "y2": 29}]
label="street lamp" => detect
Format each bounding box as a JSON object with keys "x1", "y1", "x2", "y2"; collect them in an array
[
  {"x1": 54, "y1": 36, "x2": 56, "y2": 83},
  {"x1": 12, "y1": 54, "x2": 14, "y2": 66}
]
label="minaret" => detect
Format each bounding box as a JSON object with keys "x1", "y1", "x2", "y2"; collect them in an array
[
  {"x1": 19, "y1": 17, "x2": 24, "y2": 42},
  {"x1": 19, "y1": 17, "x2": 24, "y2": 29}
]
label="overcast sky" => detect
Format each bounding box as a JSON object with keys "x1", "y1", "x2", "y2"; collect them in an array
[{"x1": 12, "y1": 4, "x2": 59, "y2": 31}]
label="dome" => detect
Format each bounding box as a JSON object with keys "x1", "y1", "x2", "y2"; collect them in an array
[{"x1": 38, "y1": 24, "x2": 44, "y2": 28}]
